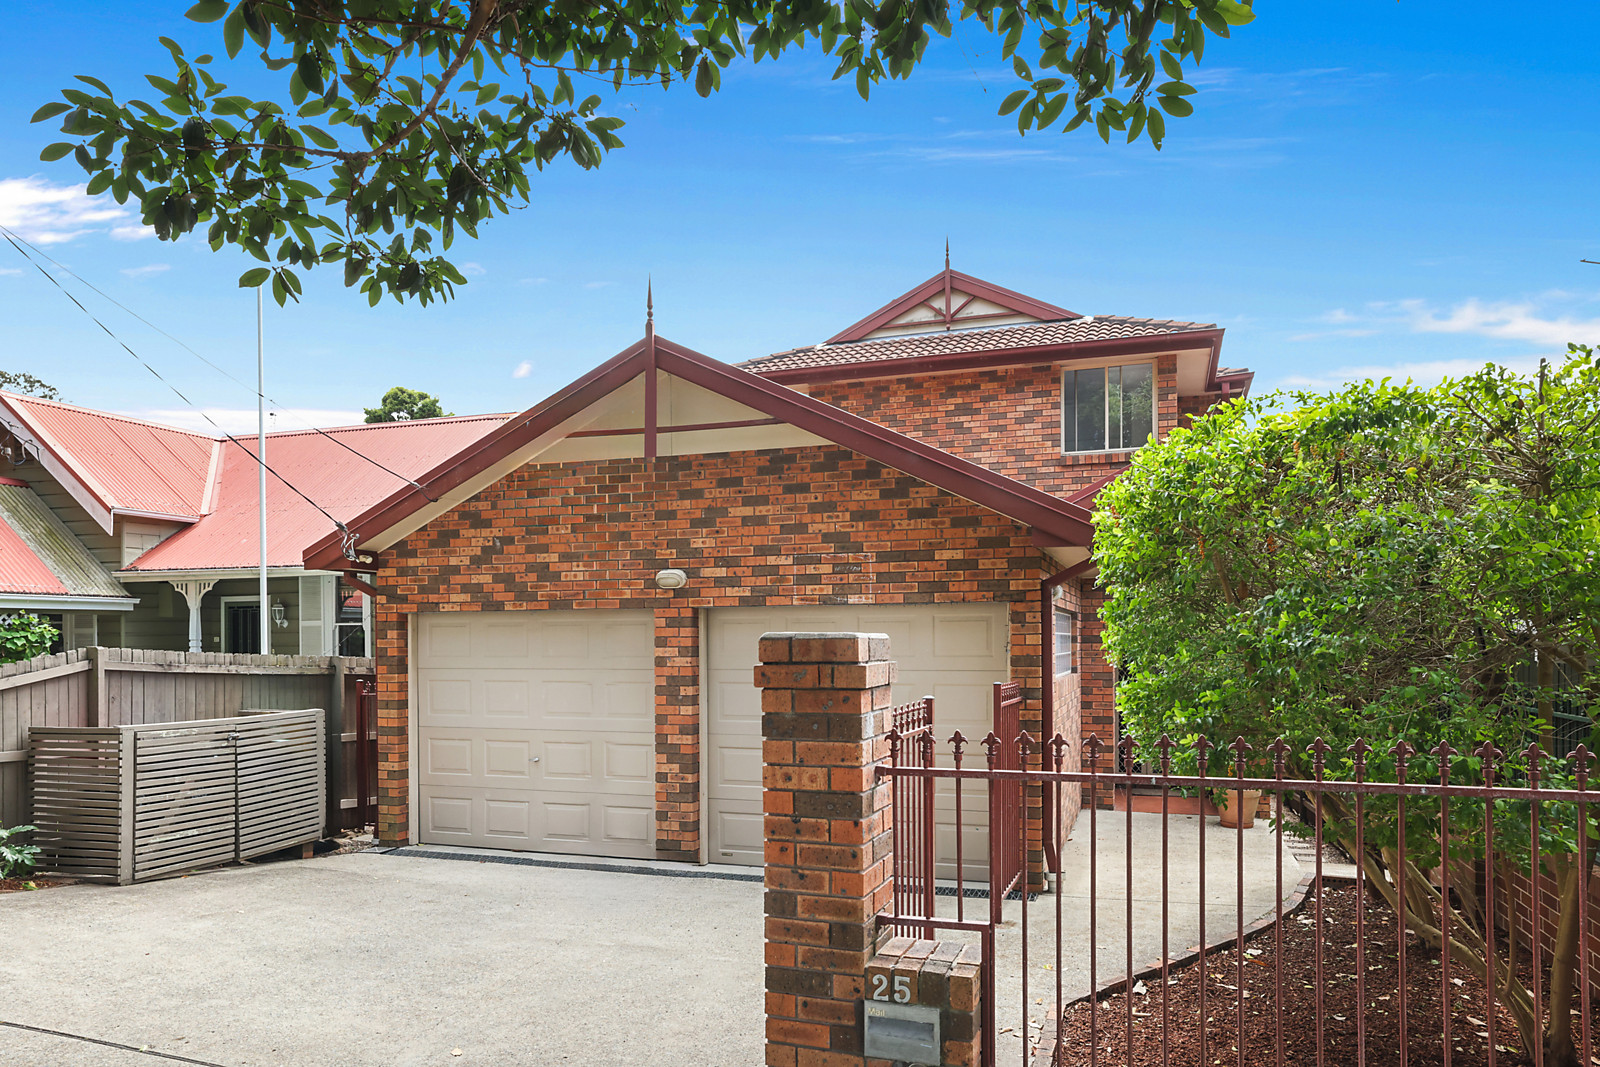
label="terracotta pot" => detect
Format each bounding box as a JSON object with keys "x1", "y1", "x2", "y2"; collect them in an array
[{"x1": 1217, "y1": 788, "x2": 1263, "y2": 829}]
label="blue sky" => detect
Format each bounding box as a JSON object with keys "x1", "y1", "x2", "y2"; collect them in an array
[{"x1": 1, "y1": 3, "x2": 1597, "y2": 432}]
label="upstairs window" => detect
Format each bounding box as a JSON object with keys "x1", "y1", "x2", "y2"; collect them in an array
[{"x1": 1062, "y1": 363, "x2": 1155, "y2": 453}]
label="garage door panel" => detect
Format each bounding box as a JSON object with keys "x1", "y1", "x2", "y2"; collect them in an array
[
  {"x1": 542, "y1": 740, "x2": 592, "y2": 780},
  {"x1": 604, "y1": 740, "x2": 652, "y2": 784},
  {"x1": 707, "y1": 603, "x2": 1008, "y2": 869},
  {"x1": 483, "y1": 739, "x2": 535, "y2": 780},
  {"x1": 714, "y1": 804, "x2": 765, "y2": 866},
  {"x1": 417, "y1": 610, "x2": 655, "y2": 858},
  {"x1": 422, "y1": 736, "x2": 474, "y2": 778}
]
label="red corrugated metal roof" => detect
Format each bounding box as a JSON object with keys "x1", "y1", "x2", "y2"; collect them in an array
[
  {"x1": 1, "y1": 392, "x2": 218, "y2": 519},
  {"x1": 0, "y1": 510, "x2": 69, "y2": 594},
  {"x1": 125, "y1": 415, "x2": 508, "y2": 571}
]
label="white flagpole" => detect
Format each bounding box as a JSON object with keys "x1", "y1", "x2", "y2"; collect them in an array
[{"x1": 257, "y1": 288, "x2": 270, "y2": 656}]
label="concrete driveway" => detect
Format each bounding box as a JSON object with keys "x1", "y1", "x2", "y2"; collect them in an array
[{"x1": 0, "y1": 848, "x2": 765, "y2": 1067}]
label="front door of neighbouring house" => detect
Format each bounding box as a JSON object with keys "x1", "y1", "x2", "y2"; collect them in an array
[
  {"x1": 705, "y1": 603, "x2": 1009, "y2": 873},
  {"x1": 414, "y1": 610, "x2": 656, "y2": 858},
  {"x1": 225, "y1": 602, "x2": 262, "y2": 654}
]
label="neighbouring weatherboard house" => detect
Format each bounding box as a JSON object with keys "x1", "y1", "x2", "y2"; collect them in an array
[
  {"x1": 298, "y1": 264, "x2": 1253, "y2": 871},
  {"x1": 0, "y1": 392, "x2": 507, "y2": 657}
]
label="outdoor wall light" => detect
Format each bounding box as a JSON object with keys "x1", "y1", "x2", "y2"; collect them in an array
[
  {"x1": 271, "y1": 601, "x2": 288, "y2": 628},
  {"x1": 654, "y1": 569, "x2": 689, "y2": 590}
]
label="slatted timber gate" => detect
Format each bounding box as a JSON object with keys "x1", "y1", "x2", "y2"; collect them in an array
[{"x1": 29, "y1": 709, "x2": 326, "y2": 884}]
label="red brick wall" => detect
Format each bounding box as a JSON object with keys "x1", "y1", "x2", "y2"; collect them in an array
[
  {"x1": 808, "y1": 356, "x2": 1182, "y2": 497},
  {"x1": 372, "y1": 444, "x2": 1060, "y2": 851}
]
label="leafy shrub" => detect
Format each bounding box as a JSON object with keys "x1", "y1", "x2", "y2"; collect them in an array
[
  {"x1": 0, "y1": 613, "x2": 57, "y2": 663},
  {"x1": 0, "y1": 824, "x2": 40, "y2": 879}
]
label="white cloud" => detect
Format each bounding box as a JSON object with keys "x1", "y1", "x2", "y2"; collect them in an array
[
  {"x1": 124, "y1": 407, "x2": 365, "y2": 435},
  {"x1": 0, "y1": 267, "x2": 21, "y2": 276},
  {"x1": 517, "y1": 276, "x2": 548, "y2": 286},
  {"x1": 1279, "y1": 355, "x2": 1548, "y2": 394},
  {"x1": 0, "y1": 176, "x2": 132, "y2": 245},
  {"x1": 583, "y1": 280, "x2": 612, "y2": 290},
  {"x1": 1402, "y1": 298, "x2": 1600, "y2": 347},
  {"x1": 459, "y1": 261, "x2": 486, "y2": 276},
  {"x1": 512, "y1": 361, "x2": 532, "y2": 379},
  {"x1": 109, "y1": 224, "x2": 154, "y2": 241},
  {"x1": 120, "y1": 263, "x2": 170, "y2": 279}
]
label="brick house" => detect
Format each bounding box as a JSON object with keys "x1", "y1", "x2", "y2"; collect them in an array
[{"x1": 304, "y1": 266, "x2": 1252, "y2": 868}]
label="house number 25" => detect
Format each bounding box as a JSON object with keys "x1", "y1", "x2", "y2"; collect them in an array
[{"x1": 870, "y1": 974, "x2": 912, "y2": 1004}]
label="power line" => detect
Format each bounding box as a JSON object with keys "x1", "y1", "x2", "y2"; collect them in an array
[
  {"x1": 2, "y1": 230, "x2": 361, "y2": 555},
  {"x1": 0, "y1": 225, "x2": 436, "y2": 502}
]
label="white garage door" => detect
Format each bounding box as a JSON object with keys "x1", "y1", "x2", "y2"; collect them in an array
[
  {"x1": 415, "y1": 611, "x2": 656, "y2": 858},
  {"x1": 706, "y1": 603, "x2": 1009, "y2": 874}
]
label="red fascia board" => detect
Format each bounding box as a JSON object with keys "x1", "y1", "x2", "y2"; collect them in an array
[
  {"x1": 303, "y1": 339, "x2": 651, "y2": 570},
  {"x1": 825, "y1": 269, "x2": 1077, "y2": 345},
  {"x1": 759, "y1": 329, "x2": 1226, "y2": 387},
  {"x1": 305, "y1": 335, "x2": 1094, "y2": 569}
]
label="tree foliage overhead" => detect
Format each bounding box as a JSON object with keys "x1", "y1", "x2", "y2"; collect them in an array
[
  {"x1": 0, "y1": 373, "x2": 61, "y2": 401},
  {"x1": 32, "y1": 0, "x2": 1253, "y2": 306},
  {"x1": 1094, "y1": 349, "x2": 1600, "y2": 1067},
  {"x1": 364, "y1": 385, "x2": 450, "y2": 422}
]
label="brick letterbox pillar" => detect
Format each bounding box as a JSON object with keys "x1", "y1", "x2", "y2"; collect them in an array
[{"x1": 758, "y1": 631, "x2": 896, "y2": 1067}]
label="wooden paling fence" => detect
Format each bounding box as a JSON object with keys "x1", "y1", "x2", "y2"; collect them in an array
[
  {"x1": 0, "y1": 647, "x2": 374, "y2": 835},
  {"x1": 30, "y1": 710, "x2": 325, "y2": 884}
]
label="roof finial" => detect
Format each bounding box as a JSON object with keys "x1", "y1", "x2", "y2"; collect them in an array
[
  {"x1": 944, "y1": 238, "x2": 950, "y2": 271},
  {"x1": 647, "y1": 275, "x2": 654, "y2": 324}
]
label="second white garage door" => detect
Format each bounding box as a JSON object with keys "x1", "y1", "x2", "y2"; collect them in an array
[
  {"x1": 415, "y1": 610, "x2": 656, "y2": 858},
  {"x1": 705, "y1": 603, "x2": 1010, "y2": 871}
]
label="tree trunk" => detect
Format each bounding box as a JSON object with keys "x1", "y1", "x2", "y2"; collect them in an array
[{"x1": 1544, "y1": 857, "x2": 1583, "y2": 1067}]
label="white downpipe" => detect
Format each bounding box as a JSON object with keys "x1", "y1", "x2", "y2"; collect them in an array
[{"x1": 257, "y1": 288, "x2": 270, "y2": 656}]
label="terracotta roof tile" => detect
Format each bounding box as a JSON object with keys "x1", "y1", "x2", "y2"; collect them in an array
[{"x1": 740, "y1": 315, "x2": 1217, "y2": 376}]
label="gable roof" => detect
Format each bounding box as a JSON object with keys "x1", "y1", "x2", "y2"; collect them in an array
[
  {"x1": 0, "y1": 392, "x2": 219, "y2": 527},
  {"x1": 743, "y1": 315, "x2": 1221, "y2": 382},
  {"x1": 122, "y1": 415, "x2": 510, "y2": 574},
  {"x1": 302, "y1": 335, "x2": 1095, "y2": 571},
  {"x1": 0, "y1": 478, "x2": 130, "y2": 602},
  {"x1": 824, "y1": 267, "x2": 1078, "y2": 344}
]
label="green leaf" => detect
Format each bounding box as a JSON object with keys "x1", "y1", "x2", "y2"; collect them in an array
[
  {"x1": 1156, "y1": 80, "x2": 1197, "y2": 96},
  {"x1": 1038, "y1": 94, "x2": 1068, "y2": 128},
  {"x1": 238, "y1": 267, "x2": 270, "y2": 287},
  {"x1": 1147, "y1": 108, "x2": 1166, "y2": 145},
  {"x1": 75, "y1": 75, "x2": 114, "y2": 95},
  {"x1": 1157, "y1": 94, "x2": 1194, "y2": 117},
  {"x1": 38, "y1": 142, "x2": 74, "y2": 162},
  {"x1": 695, "y1": 58, "x2": 713, "y2": 98},
  {"x1": 998, "y1": 89, "x2": 1029, "y2": 116},
  {"x1": 1012, "y1": 55, "x2": 1032, "y2": 81},
  {"x1": 1213, "y1": 0, "x2": 1256, "y2": 26},
  {"x1": 85, "y1": 171, "x2": 112, "y2": 196},
  {"x1": 30, "y1": 102, "x2": 71, "y2": 124},
  {"x1": 222, "y1": 3, "x2": 246, "y2": 57},
  {"x1": 186, "y1": 0, "x2": 228, "y2": 21},
  {"x1": 1160, "y1": 52, "x2": 1183, "y2": 81}
]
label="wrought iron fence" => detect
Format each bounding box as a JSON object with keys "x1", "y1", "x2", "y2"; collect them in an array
[{"x1": 881, "y1": 725, "x2": 1598, "y2": 1067}]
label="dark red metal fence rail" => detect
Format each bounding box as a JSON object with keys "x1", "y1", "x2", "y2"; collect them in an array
[
  {"x1": 888, "y1": 696, "x2": 936, "y2": 939},
  {"x1": 881, "y1": 729, "x2": 1598, "y2": 1067}
]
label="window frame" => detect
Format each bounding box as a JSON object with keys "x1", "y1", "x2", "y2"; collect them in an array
[
  {"x1": 1060, "y1": 361, "x2": 1158, "y2": 455},
  {"x1": 1052, "y1": 604, "x2": 1078, "y2": 677}
]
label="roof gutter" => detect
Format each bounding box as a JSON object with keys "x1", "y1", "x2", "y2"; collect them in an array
[{"x1": 0, "y1": 593, "x2": 138, "y2": 612}]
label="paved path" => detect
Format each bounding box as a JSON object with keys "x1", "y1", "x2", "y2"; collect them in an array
[
  {"x1": 920, "y1": 810, "x2": 1303, "y2": 1065},
  {"x1": 0, "y1": 849, "x2": 765, "y2": 1067}
]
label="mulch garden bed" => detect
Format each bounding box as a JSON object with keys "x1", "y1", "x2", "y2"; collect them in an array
[
  {"x1": 0, "y1": 876, "x2": 70, "y2": 893},
  {"x1": 1054, "y1": 883, "x2": 1581, "y2": 1067}
]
